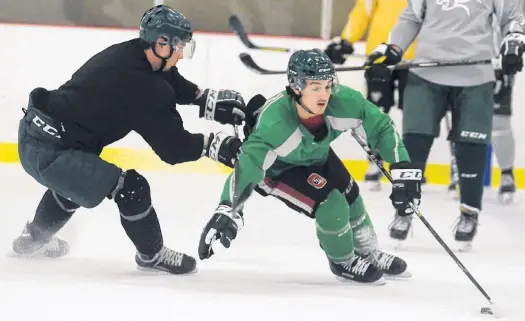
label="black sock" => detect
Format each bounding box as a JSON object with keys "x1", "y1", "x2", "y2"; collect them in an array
[
  {"x1": 30, "y1": 189, "x2": 80, "y2": 241},
  {"x1": 120, "y1": 208, "x2": 163, "y2": 257},
  {"x1": 455, "y1": 142, "x2": 487, "y2": 210},
  {"x1": 402, "y1": 133, "x2": 435, "y2": 173},
  {"x1": 501, "y1": 168, "x2": 514, "y2": 176}
]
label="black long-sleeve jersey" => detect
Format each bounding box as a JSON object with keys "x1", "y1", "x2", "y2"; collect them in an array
[{"x1": 42, "y1": 38, "x2": 205, "y2": 165}]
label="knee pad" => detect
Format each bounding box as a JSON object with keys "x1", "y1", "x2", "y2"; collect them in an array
[
  {"x1": 52, "y1": 191, "x2": 81, "y2": 212},
  {"x1": 342, "y1": 177, "x2": 360, "y2": 206},
  {"x1": 315, "y1": 189, "x2": 350, "y2": 228},
  {"x1": 110, "y1": 170, "x2": 152, "y2": 221}
]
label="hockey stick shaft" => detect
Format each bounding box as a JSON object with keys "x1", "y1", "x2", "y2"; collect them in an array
[
  {"x1": 228, "y1": 15, "x2": 370, "y2": 58},
  {"x1": 350, "y1": 129, "x2": 493, "y2": 304},
  {"x1": 239, "y1": 52, "x2": 494, "y2": 75}
]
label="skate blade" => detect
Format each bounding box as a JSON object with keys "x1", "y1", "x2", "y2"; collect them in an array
[
  {"x1": 498, "y1": 192, "x2": 514, "y2": 204},
  {"x1": 390, "y1": 239, "x2": 407, "y2": 251},
  {"x1": 385, "y1": 270, "x2": 412, "y2": 279},
  {"x1": 448, "y1": 189, "x2": 459, "y2": 200},
  {"x1": 336, "y1": 276, "x2": 386, "y2": 286},
  {"x1": 457, "y1": 241, "x2": 473, "y2": 253},
  {"x1": 365, "y1": 180, "x2": 382, "y2": 191},
  {"x1": 136, "y1": 265, "x2": 199, "y2": 276}
]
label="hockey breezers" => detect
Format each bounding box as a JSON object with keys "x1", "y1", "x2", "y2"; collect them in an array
[
  {"x1": 350, "y1": 129, "x2": 498, "y2": 317},
  {"x1": 239, "y1": 52, "x2": 495, "y2": 75}
]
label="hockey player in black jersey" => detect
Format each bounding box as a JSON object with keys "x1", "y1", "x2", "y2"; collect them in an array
[{"x1": 12, "y1": 5, "x2": 245, "y2": 274}]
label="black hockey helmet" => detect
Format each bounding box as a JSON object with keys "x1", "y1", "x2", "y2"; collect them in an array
[
  {"x1": 286, "y1": 49, "x2": 339, "y2": 114},
  {"x1": 139, "y1": 5, "x2": 195, "y2": 60},
  {"x1": 287, "y1": 48, "x2": 339, "y2": 93}
]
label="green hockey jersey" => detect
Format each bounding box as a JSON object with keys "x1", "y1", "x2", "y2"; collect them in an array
[{"x1": 220, "y1": 85, "x2": 410, "y2": 204}]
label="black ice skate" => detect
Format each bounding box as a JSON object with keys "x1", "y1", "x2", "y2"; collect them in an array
[
  {"x1": 328, "y1": 253, "x2": 385, "y2": 285},
  {"x1": 388, "y1": 211, "x2": 413, "y2": 242},
  {"x1": 370, "y1": 251, "x2": 411, "y2": 279},
  {"x1": 452, "y1": 204, "x2": 479, "y2": 252},
  {"x1": 498, "y1": 173, "x2": 516, "y2": 204},
  {"x1": 136, "y1": 246, "x2": 197, "y2": 275},
  {"x1": 12, "y1": 222, "x2": 69, "y2": 258}
]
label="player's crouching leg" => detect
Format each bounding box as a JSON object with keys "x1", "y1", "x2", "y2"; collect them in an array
[
  {"x1": 108, "y1": 169, "x2": 196, "y2": 274},
  {"x1": 344, "y1": 180, "x2": 411, "y2": 279},
  {"x1": 315, "y1": 189, "x2": 385, "y2": 285}
]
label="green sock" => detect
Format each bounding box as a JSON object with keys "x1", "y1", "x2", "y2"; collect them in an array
[{"x1": 315, "y1": 189, "x2": 354, "y2": 261}]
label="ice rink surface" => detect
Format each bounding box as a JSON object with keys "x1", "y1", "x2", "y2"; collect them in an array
[{"x1": 1, "y1": 164, "x2": 524, "y2": 321}]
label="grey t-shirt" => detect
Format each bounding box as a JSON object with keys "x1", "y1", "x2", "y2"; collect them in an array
[{"x1": 389, "y1": 0, "x2": 524, "y2": 86}]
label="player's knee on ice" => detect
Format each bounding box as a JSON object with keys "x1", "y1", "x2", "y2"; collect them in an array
[
  {"x1": 315, "y1": 189, "x2": 354, "y2": 261},
  {"x1": 109, "y1": 169, "x2": 152, "y2": 219}
]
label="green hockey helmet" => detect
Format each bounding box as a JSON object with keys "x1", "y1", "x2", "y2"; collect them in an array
[
  {"x1": 139, "y1": 5, "x2": 195, "y2": 59},
  {"x1": 287, "y1": 48, "x2": 339, "y2": 93}
]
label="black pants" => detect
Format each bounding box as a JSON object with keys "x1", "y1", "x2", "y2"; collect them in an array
[
  {"x1": 367, "y1": 69, "x2": 408, "y2": 113},
  {"x1": 255, "y1": 149, "x2": 359, "y2": 218},
  {"x1": 18, "y1": 106, "x2": 121, "y2": 208}
]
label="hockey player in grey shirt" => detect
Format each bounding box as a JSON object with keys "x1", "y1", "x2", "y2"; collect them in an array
[
  {"x1": 363, "y1": 0, "x2": 525, "y2": 250},
  {"x1": 448, "y1": 22, "x2": 518, "y2": 204}
]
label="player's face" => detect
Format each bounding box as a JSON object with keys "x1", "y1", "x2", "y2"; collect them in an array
[
  {"x1": 155, "y1": 36, "x2": 196, "y2": 71},
  {"x1": 301, "y1": 79, "x2": 332, "y2": 114}
]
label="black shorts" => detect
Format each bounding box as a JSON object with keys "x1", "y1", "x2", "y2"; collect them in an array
[
  {"x1": 366, "y1": 69, "x2": 409, "y2": 113},
  {"x1": 254, "y1": 149, "x2": 359, "y2": 218}
]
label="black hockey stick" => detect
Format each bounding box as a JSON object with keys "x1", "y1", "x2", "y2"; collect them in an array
[
  {"x1": 350, "y1": 129, "x2": 496, "y2": 316},
  {"x1": 229, "y1": 15, "x2": 293, "y2": 53},
  {"x1": 239, "y1": 52, "x2": 494, "y2": 75}
]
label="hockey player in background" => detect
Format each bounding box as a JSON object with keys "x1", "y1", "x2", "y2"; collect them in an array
[
  {"x1": 197, "y1": 49, "x2": 420, "y2": 285},
  {"x1": 364, "y1": 0, "x2": 525, "y2": 249},
  {"x1": 12, "y1": 5, "x2": 244, "y2": 274},
  {"x1": 449, "y1": 27, "x2": 518, "y2": 204},
  {"x1": 488, "y1": 66, "x2": 517, "y2": 203},
  {"x1": 324, "y1": 0, "x2": 417, "y2": 191},
  {"x1": 448, "y1": 66, "x2": 517, "y2": 204}
]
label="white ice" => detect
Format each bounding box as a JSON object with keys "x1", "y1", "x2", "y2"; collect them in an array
[{"x1": 1, "y1": 164, "x2": 524, "y2": 321}]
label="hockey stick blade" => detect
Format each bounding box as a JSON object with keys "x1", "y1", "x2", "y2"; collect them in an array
[
  {"x1": 239, "y1": 53, "x2": 493, "y2": 75},
  {"x1": 229, "y1": 15, "x2": 291, "y2": 52},
  {"x1": 239, "y1": 53, "x2": 283, "y2": 74}
]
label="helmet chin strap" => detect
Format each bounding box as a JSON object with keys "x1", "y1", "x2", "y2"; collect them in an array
[
  {"x1": 286, "y1": 86, "x2": 317, "y2": 115},
  {"x1": 152, "y1": 45, "x2": 175, "y2": 72}
]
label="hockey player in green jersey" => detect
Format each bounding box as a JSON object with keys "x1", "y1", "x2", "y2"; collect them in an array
[{"x1": 197, "y1": 49, "x2": 422, "y2": 285}]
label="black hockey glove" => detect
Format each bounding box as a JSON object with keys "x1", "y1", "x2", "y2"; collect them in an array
[
  {"x1": 324, "y1": 39, "x2": 354, "y2": 65},
  {"x1": 494, "y1": 68, "x2": 513, "y2": 96},
  {"x1": 364, "y1": 43, "x2": 403, "y2": 82},
  {"x1": 364, "y1": 64, "x2": 393, "y2": 83},
  {"x1": 500, "y1": 32, "x2": 525, "y2": 75},
  {"x1": 243, "y1": 94, "x2": 267, "y2": 139},
  {"x1": 196, "y1": 89, "x2": 246, "y2": 125},
  {"x1": 389, "y1": 162, "x2": 422, "y2": 216},
  {"x1": 198, "y1": 203, "x2": 244, "y2": 260},
  {"x1": 204, "y1": 132, "x2": 242, "y2": 168}
]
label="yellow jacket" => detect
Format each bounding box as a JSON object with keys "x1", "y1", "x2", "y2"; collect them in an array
[{"x1": 341, "y1": 0, "x2": 416, "y2": 60}]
